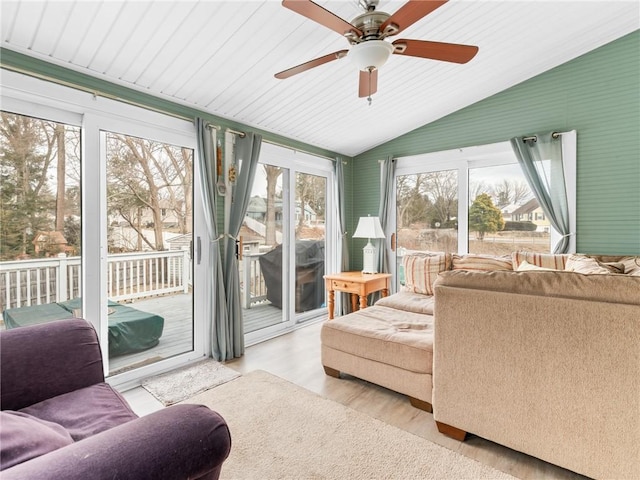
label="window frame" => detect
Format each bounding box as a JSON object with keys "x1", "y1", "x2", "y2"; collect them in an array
[{"x1": 393, "y1": 136, "x2": 576, "y2": 261}]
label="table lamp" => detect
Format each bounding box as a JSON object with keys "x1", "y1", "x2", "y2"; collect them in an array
[{"x1": 353, "y1": 215, "x2": 385, "y2": 274}]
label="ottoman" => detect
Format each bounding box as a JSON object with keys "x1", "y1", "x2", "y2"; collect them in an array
[{"x1": 320, "y1": 292, "x2": 435, "y2": 412}]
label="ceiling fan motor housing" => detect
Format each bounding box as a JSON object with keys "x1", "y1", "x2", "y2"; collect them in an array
[{"x1": 347, "y1": 11, "x2": 393, "y2": 42}]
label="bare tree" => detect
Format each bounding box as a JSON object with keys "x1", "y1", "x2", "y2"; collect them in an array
[
  {"x1": 107, "y1": 134, "x2": 193, "y2": 251},
  {"x1": 492, "y1": 179, "x2": 532, "y2": 207},
  {"x1": 425, "y1": 171, "x2": 458, "y2": 226},
  {"x1": 512, "y1": 180, "x2": 532, "y2": 205}
]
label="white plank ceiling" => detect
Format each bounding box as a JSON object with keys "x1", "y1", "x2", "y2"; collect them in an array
[{"x1": 1, "y1": 1, "x2": 638, "y2": 157}]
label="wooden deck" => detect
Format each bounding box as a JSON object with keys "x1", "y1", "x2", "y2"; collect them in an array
[
  {"x1": 1, "y1": 291, "x2": 298, "y2": 376},
  {"x1": 108, "y1": 294, "x2": 286, "y2": 375}
]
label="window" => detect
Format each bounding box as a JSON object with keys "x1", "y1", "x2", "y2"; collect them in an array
[
  {"x1": 393, "y1": 137, "x2": 576, "y2": 280},
  {"x1": 0, "y1": 111, "x2": 82, "y2": 313},
  {"x1": 468, "y1": 163, "x2": 550, "y2": 254}
]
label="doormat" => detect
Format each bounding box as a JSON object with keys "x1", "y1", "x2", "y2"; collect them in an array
[{"x1": 141, "y1": 358, "x2": 240, "y2": 406}]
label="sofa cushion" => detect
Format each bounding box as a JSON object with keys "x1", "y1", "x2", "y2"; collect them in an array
[
  {"x1": 0, "y1": 411, "x2": 73, "y2": 470},
  {"x1": 620, "y1": 257, "x2": 640, "y2": 276},
  {"x1": 511, "y1": 251, "x2": 568, "y2": 270},
  {"x1": 452, "y1": 254, "x2": 513, "y2": 271},
  {"x1": 565, "y1": 254, "x2": 616, "y2": 275},
  {"x1": 374, "y1": 291, "x2": 434, "y2": 315},
  {"x1": 19, "y1": 383, "x2": 138, "y2": 441},
  {"x1": 515, "y1": 260, "x2": 557, "y2": 271},
  {"x1": 402, "y1": 253, "x2": 450, "y2": 296}
]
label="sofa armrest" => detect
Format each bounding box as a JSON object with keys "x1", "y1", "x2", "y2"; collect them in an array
[
  {"x1": 1, "y1": 404, "x2": 231, "y2": 480},
  {"x1": 0, "y1": 318, "x2": 104, "y2": 410}
]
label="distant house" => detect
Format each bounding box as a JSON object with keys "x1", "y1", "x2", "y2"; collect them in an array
[
  {"x1": 247, "y1": 196, "x2": 319, "y2": 227},
  {"x1": 167, "y1": 233, "x2": 192, "y2": 251},
  {"x1": 511, "y1": 199, "x2": 550, "y2": 232},
  {"x1": 32, "y1": 231, "x2": 74, "y2": 256},
  {"x1": 110, "y1": 199, "x2": 184, "y2": 229},
  {"x1": 246, "y1": 196, "x2": 267, "y2": 223},
  {"x1": 500, "y1": 204, "x2": 521, "y2": 222}
]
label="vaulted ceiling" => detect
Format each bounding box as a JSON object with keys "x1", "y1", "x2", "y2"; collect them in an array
[{"x1": 1, "y1": 1, "x2": 638, "y2": 156}]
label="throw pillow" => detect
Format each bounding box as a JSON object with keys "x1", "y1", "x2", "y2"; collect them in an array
[
  {"x1": 516, "y1": 260, "x2": 557, "y2": 272},
  {"x1": 564, "y1": 254, "x2": 612, "y2": 275},
  {"x1": 0, "y1": 411, "x2": 73, "y2": 470},
  {"x1": 619, "y1": 257, "x2": 640, "y2": 276},
  {"x1": 402, "y1": 253, "x2": 450, "y2": 296},
  {"x1": 512, "y1": 251, "x2": 568, "y2": 270},
  {"x1": 452, "y1": 254, "x2": 513, "y2": 271}
]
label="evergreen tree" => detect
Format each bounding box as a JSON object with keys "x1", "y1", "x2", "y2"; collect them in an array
[{"x1": 469, "y1": 193, "x2": 505, "y2": 241}]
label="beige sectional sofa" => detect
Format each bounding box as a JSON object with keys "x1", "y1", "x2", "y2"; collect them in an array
[{"x1": 320, "y1": 251, "x2": 640, "y2": 479}]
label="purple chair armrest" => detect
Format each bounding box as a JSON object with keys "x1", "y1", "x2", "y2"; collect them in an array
[
  {"x1": 0, "y1": 318, "x2": 104, "y2": 410},
  {"x1": 1, "y1": 404, "x2": 232, "y2": 480}
]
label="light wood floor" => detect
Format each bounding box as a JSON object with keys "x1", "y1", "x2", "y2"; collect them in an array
[{"x1": 124, "y1": 321, "x2": 591, "y2": 480}]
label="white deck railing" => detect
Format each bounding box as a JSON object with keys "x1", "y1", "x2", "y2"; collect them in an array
[
  {"x1": 1, "y1": 250, "x2": 190, "y2": 310},
  {"x1": 241, "y1": 253, "x2": 268, "y2": 309}
]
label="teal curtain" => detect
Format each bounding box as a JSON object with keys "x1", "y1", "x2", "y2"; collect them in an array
[
  {"x1": 195, "y1": 118, "x2": 229, "y2": 361},
  {"x1": 510, "y1": 132, "x2": 571, "y2": 253},
  {"x1": 334, "y1": 157, "x2": 350, "y2": 315},
  {"x1": 377, "y1": 156, "x2": 395, "y2": 279},
  {"x1": 221, "y1": 132, "x2": 262, "y2": 360}
]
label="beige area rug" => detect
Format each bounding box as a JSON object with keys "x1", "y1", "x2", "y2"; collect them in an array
[
  {"x1": 183, "y1": 370, "x2": 519, "y2": 480},
  {"x1": 141, "y1": 358, "x2": 240, "y2": 405}
]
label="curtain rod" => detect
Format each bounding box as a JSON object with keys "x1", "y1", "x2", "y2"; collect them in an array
[
  {"x1": 522, "y1": 131, "x2": 565, "y2": 142},
  {"x1": 262, "y1": 138, "x2": 340, "y2": 163},
  {"x1": 203, "y1": 124, "x2": 343, "y2": 163},
  {"x1": 205, "y1": 124, "x2": 246, "y2": 138}
]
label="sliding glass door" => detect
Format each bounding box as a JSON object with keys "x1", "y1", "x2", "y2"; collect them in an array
[
  {"x1": 103, "y1": 131, "x2": 195, "y2": 376},
  {"x1": 2, "y1": 71, "x2": 207, "y2": 386},
  {"x1": 241, "y1": 143, "x2": 333, "y2": 343}
]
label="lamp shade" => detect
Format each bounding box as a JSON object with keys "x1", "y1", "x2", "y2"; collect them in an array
[
  {"x1": 353, "y1": 216, "x2": 385, "y2": 239},
  {"x1": 348, "y1": 40, "x2": 394, "y2": 71}
]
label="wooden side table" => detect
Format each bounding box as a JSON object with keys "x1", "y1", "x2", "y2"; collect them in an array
[{"x1": 324, "y1": 272, "x2": 392, "y2": 320}]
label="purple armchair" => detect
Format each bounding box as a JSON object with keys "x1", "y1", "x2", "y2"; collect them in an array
[{"x1": 0, "y1": 318, "x2": 231, "y2": 479}]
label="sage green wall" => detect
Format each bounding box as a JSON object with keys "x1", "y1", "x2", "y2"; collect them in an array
[{"x1": 351, "y1": 30, "x2": 640, "y2": 262}]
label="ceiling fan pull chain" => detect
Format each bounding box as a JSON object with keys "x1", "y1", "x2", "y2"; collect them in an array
[{"x1": 368, "y1": 68, "x2": 373, "y2": 106}]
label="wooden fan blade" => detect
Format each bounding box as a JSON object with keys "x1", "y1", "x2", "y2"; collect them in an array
[
  {"x1": 275, "y1": 50, "x2": 348, "y2": 79},
  {"x1": 358, "y1": 69, "x2": 378, "y2": 98},
  {"x1": 282, "y1": 0, "x2": 362, "y2": 37},
  {"x1": 380, "y1": 0, "x2": 448, "y2": 36},
  {"x1": 392, "y1": 39, "x2": 478, "y2": 64}
]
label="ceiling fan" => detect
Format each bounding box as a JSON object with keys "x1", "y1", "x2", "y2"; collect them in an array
[{"x1": 275, "y1": 0, "x2": 479, "y2": 104}]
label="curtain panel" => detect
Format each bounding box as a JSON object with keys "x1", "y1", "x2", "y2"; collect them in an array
[
  {"x1": 510, "y1": 132, "x2": 571, "y2": 253},
  {"x1": 377, "y1": 156, "x2": 395, "y2": 279},
  {"x1": 221, "y1": 132, "x2": 262, "y2": 360},
  {"x1": 334, "y1": 157, "x2": 350, "y2": 315},
  {"x1": 195, "y1": 118, "x2": 229, "y2": 361}
]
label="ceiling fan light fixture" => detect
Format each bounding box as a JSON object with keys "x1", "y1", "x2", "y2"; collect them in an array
[{"x1": 349, "y1": 40, "x2": 394, "y2": 71}]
